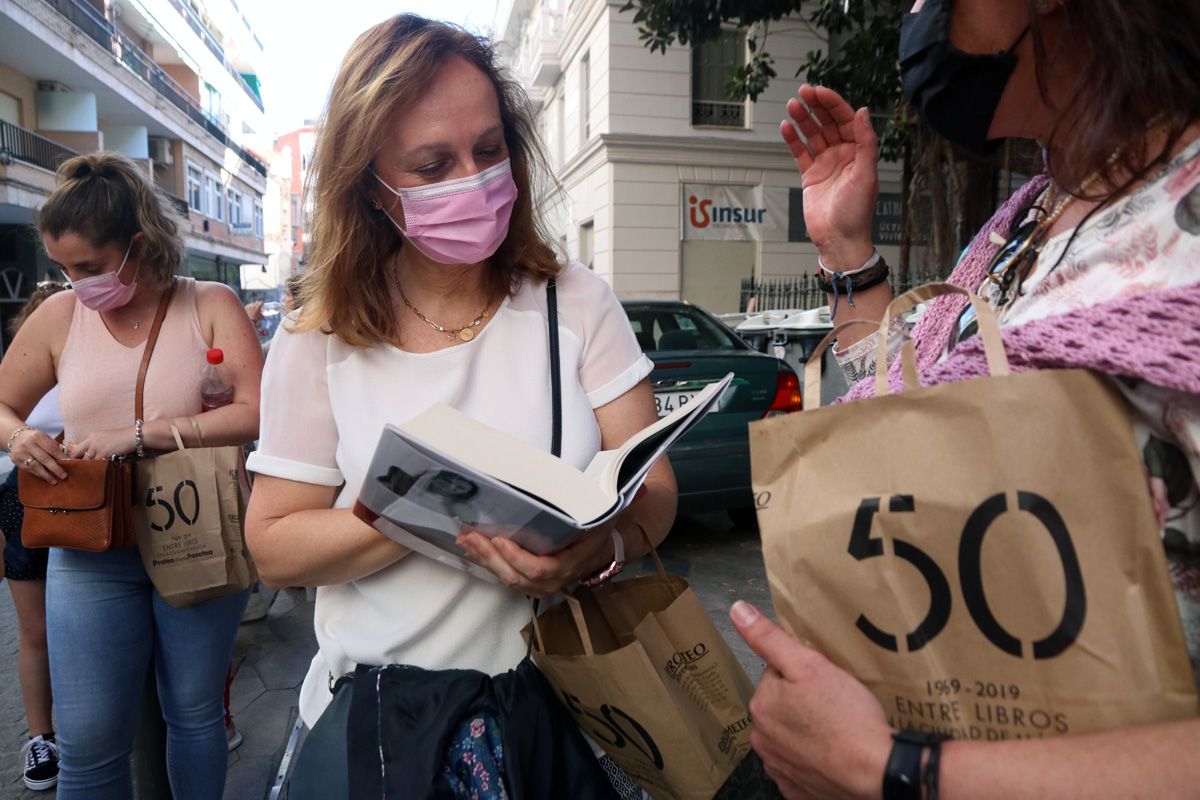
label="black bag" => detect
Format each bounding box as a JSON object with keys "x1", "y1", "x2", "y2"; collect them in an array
[{"x1": 347, "y1": 658, "x2": 616, "y2": 800}]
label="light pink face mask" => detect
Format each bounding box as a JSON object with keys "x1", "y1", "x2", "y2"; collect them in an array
[
  {"x1": 69, "y1": 239, "x2": 139, "y2": 311},
  {"x1": 372, "y1": 158, "x2": 518, "y2": 265}
]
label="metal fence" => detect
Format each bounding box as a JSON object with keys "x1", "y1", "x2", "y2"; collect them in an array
[
  {"x1": 39, "y1": 0, "x2": 267, "y2": 177},
  {"x1": 739, "y1": 268, "x2": 949, "y2": 312},
  {"x1": 0, "y1": 120, "x2": 79, "y2": 172},
  {"x1": 692, "y1": 100, "x2": 745, "y2": 128}
]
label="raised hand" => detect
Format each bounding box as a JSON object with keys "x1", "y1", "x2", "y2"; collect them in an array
[{"x1": 781, "y1": 85, "x2": 880, "y2": 270}]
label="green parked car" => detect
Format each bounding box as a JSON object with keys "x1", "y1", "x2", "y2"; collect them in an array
[{"x1": 620, "y1": 300, "x2": 802, "y2": 522}]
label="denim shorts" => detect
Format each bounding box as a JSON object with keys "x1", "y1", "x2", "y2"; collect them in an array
[{"x1": 0, "y1": 468, "x2": 49, "y2": 581}]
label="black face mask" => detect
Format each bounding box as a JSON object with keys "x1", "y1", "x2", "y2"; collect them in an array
[{"x1": 899, "y1": 0, "x2": 1028, "y2": 155}]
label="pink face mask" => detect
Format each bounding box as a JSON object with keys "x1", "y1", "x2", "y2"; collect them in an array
[
  {"x1": 70, "y1": 239, "x2": 139, "y2": 311},
  {"x1": 373, "y1": 158, "x2": 518, "y2": 265}
]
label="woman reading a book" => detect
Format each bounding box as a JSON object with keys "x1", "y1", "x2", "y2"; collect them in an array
[{"x1": 244, "y1": 13, "x2": 677, "y2": 795}]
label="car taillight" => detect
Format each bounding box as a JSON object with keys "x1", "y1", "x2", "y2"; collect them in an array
[{"x1": 764, "y1": 370, "x2": 802, "y2": 417}]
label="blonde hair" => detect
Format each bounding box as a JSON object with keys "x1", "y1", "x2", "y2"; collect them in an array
[
  {"x1": 292, "y1": 14, "x2": 561, "y2": 347},
  {"x1": 38, "y1": 152, "x2": 186, "y2": 288}
]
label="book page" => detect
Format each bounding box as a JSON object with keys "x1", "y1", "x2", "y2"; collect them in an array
[
  {"x1": 594, "y1": 373, "x2": 734, "y2": 491},
  {"x1": 396, "y1": 406, "x2": 616, "y2": 523}
]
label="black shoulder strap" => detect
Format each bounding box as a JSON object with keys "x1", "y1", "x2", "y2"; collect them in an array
[{"x1": 547, "y1": 278, "x2": 562, "y2": 459}]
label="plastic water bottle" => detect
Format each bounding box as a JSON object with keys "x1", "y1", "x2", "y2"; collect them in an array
[{"x1": 200, "y1": 348, "x2": 235, "y2": 411}]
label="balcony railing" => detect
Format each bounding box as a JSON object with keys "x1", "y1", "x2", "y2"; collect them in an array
[
  {"x1": 165, "y1": 0, "x2": 224, "y2": 62},
  {"x1": 228, "y1": 67, "x2": 264, "y2": 112},
  {"x1": 692, "y1": 99, "x2": 746, "y2": 128},
  {"x1": 39, "y1": 0, "x2": 267, "y2": 177},
  {"x1": 161, "y1": 0, "x2": 264, "y2": 111},
  {"x1": 0, "y1": 120, "x2": 80, "y2": 172}
]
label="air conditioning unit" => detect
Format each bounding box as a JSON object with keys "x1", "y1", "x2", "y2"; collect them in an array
[{"x1": 148, "y1": 137, "x2": 174, "y2": 165}]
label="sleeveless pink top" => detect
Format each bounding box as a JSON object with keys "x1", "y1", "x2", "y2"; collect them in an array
[{"x1": 58, "y1": 277, "x2": 211, "y2": 442}]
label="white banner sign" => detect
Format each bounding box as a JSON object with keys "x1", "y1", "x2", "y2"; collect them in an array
[{"x1": 682, "y1": 183, "x2": 790, "y2": 242}]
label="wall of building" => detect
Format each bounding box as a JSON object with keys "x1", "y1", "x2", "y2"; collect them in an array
[
  {"x1": 101, "y1": 124, "x2": 149, "y2": 158},
  {"x1": 161, "y1": 63, "x2": 202, "y2": 102},
  {"x1": 0, "y1": 62, "x2": 37, "y2": 128},
  {"x1": 508, "y1": 0, "x2": 903, "y2": 309},
  {"x1": 35, "y1": 87, "x2": 97, "y2": 131}
]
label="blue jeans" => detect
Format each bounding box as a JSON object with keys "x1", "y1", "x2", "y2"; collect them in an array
[{"x1": 46, "y1": 547, "x2": 249, "y2": 800}]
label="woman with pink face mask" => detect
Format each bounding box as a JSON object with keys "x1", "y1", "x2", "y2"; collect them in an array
[
  {"x1": 244, "y1": 14, "x2": 676, "y2": 797},
  {"x1": 0, "y1": 152, "x2": 263, "y2": 799}
]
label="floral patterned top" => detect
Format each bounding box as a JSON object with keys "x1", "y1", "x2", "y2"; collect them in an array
[{"x1": 836, "y1": 136, "x2": 1200, "y2": 687}]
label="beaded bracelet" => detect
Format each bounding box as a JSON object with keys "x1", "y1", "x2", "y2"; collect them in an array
[{"x1": 6, "y1": 425, "x2": 33, "y2": 453}]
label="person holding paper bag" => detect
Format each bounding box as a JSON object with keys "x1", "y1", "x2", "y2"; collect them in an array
[
  {"x1": 737, "y1": 0, "x2": 1200, "y2": 796},
  {"x1": 0, "y1": 153, "x2": 263, "y2": 799},
  {"x1": 244, "y1": 13, "x2": 676, "y2": 795}
]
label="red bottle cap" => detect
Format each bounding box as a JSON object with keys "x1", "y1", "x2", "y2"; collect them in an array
[{"x1": 206, "y1": 348, "x2": 224, "y2": 365}]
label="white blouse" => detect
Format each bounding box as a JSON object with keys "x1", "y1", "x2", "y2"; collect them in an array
[{"x1": 247, "y1": 261, "x2": 653, "y2": 725}]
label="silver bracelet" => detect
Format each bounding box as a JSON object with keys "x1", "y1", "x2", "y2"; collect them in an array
[
  {"x1": 5, "y1": 425, "x2": 33, "y2": 453},
  {"x1": 135, "y1": 419, "x2": 145, "y2": 458}
]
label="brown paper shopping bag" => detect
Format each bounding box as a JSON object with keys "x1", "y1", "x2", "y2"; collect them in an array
[
  {"x1": 526, "y1": 547, "x2": 755, "y2": 800},
  {"x1": 135, "y1": 426, "x2": 256, "y2": 608},
  {"x1": 750, "y1": 283, "x2": 1198, "y2": 742}
]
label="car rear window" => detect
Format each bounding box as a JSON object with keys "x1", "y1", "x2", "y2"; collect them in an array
[{"x1": 623, "y1": 306, "x2": 744, "y2": 352}]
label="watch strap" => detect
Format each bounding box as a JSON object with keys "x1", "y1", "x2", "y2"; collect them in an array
[{"x1": 884, "y1": 729, "x2": 938, "y2": 800}]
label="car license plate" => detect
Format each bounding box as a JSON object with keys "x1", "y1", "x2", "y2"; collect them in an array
[{"x1": 654, "y1": 390, "x2": 699, "y2": 417}]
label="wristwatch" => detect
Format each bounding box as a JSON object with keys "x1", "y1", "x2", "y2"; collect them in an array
[
  {"x1": 581, "y1": 529, "x2": 625, "y2": 588},
  {"x1": 883, "y1": 729, "x2": 942, "y2": 800}
]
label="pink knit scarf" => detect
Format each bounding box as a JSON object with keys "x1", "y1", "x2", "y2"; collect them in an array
[{"x1": 842, "y1": 174, "x2": 1200, "y2": 401}]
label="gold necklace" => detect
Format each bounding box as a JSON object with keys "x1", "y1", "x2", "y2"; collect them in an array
[{"x1": 395, "y1": 279, "x2": 492, "y2": 342}]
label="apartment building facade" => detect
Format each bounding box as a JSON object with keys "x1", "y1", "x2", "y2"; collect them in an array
[
  {"x1": 273, "y1": 124, "x2": 314, "y2": 271},
  {"x1": 0, "y1": 0, "x2": 270, "y2": 345},
  {"x1": 496, "y1": 0, "x2": 903, "y2": 312}
]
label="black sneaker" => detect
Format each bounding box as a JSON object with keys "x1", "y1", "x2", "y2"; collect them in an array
[{"x1": 22, "y1": 734, "x2": 59, "y2": 791}]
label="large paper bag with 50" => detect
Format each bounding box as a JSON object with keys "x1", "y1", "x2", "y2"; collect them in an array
[
  {"x1": 135, "y1": 427, "x2": 256, "y2": 608},
  {"x1": 750, "y1": 284, "x2": 1197, "y2": 741},
  {"x1": 527, "y1": 549, "x2": 755, "y2": 800}
]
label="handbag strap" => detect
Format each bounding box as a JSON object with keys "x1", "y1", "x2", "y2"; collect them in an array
[
  {"x1": 134, "y1": 279, "x2": 177, "y2": 424},
  {"x1": 525, "y1": 278, "x2": 562, "y2": 658},
  {"x1": 547, "y1": 278, "x2": 562, "y2": 459}
]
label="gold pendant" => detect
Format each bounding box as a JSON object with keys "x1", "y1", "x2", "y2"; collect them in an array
[{"x1": 458, "y1": 327, "x2": 475, "y2": 342}]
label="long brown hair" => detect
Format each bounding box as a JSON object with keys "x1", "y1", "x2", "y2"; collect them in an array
[
  {"x1": 293, "y1": 14, "x2": 561, "y2": 347},
  {"x1": 38, "y1": 152, "x2": 185, "y2": 287},
  {"x1": 1030, "y1": 0, "x2": 1200, "y2": 197}
]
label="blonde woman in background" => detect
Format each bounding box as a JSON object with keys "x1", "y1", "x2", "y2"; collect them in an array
[{"x1": 0, "y1": 152, "x2": 263, "y2": 799}]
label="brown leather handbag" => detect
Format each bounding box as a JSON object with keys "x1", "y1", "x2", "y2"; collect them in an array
[{"x1": 18, "y1": 281, "x2": 175, "y2": 552}]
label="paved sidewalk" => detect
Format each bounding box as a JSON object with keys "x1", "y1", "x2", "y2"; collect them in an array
[
  {"x1": 0, "y1": 586, "x2": 317, "y2": 800},
  {"x1": 224, "y1": 587, "x2": 317, "y2": 800},
  {"x1": 0, "y1": 512, "x2": 770, "y2": 799}
]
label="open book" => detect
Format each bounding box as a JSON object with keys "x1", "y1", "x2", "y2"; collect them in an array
[{"x1": 354, "y1": 373, "x2": 733, "y2": 581}]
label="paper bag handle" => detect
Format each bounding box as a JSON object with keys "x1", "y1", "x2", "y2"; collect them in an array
[
  {"x1": 875, "y1": 282, "x2": 1009, "y2": 397},
  {"x1": 168, "y1": 423, "x2": 186, "y2": 452},
  {"x1": 526, "y1": 596, "x2": 597, "y2": 657},
  {"x1": 802, "y1": 319, "x2": 883, "y2": 410},
  {"x1": 563, "y1": 594, "x2": 596, "y2": 656}
]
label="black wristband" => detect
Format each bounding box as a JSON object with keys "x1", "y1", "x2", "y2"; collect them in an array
[
  {"x1": 922, "y1": 738, "x2": 944, "y2": 800},
  {"x1": 883, "y1": 729, "x2": 941, "y2": 800},
  {"x1": 816, "y1": 252, "x2": 890, "y2": 294}
]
